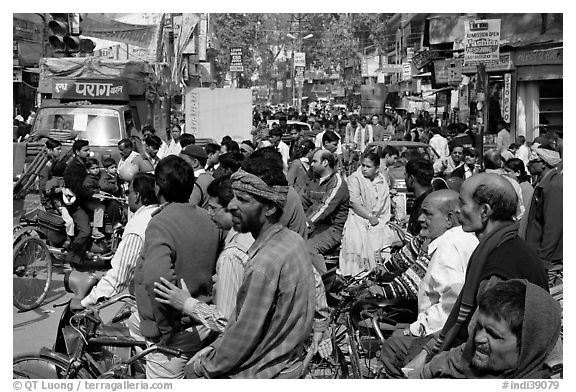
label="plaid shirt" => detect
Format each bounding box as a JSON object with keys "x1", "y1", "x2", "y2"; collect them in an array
[{"x1": 194, "y1": 223, "x2": 315, "y2": 378}]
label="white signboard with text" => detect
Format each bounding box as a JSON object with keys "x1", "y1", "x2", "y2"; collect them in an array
[{"x1": 464, "y1": 19, "x2": 501, "y2": 64}]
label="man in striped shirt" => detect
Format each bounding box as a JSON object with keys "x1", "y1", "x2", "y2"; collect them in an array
[
  {"x1": 153, "y1": 175, "x2": 254, "y2": 332},
  {"x1": 302, "y1": 149, "x2": 350, "y2": 274},
  {"x1": 71, "y1": 173, "x2": 159, "y2": 310}
]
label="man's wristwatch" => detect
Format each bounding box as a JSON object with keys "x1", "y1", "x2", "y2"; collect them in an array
[{"x1": 403, "y1": 328, "x2": 412, "y2": 337}]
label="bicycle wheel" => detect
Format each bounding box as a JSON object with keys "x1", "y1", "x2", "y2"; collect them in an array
[
  {"x1": 13, "y1": 353, "x2": 94, "y2": 379},
  {"x1": 13, "y1": 237, "x2": 53, "y2": 311}
]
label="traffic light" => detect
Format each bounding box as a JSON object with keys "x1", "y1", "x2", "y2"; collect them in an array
[{"x1": 48, "y1": 13, "x2": 83, "y2": 53}]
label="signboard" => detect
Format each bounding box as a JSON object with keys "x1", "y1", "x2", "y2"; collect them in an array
[
  {"x1": 13, "y1": 68, "x2": 22, "y2": 83},
  {"x1": 461, "y1": 52, "x2": 512, "y2": 73},
  {"x1": 230, "y1": 47, "x2": 244, "y2": 72},
  {"x1": 402, "y1": 62, "x2": 412, "y2": 81},
  {"x1": 51, "y1": 79, "x2": 129, "y2": 101},
  {"x1": 464, "y1": 19, "x2": 501, "y2": 64},
  {"x1": 295, "y1": 66, "x2": 305, "y2": 83},
  {"x1": 502, "y1": 73, "x2": 512, "y2": 123},
  {"x1": 515, "y1": 48, "x2": 563, "y2": 66},
  {"x1": 294, "y1": 52, "x2": 306, "y2": 67},
  {"x1": 433, "y1": 59, "x2": 462, "y2": 85},
  {"x1": 412, "y1": 49, "x2": 441, "y2": 69},
  {"x1": 379, "y1": 64, "x2": 404, "y2": 74},
  {"x1": 361, "y1": 55, "x2": 380, "y2": 77}
]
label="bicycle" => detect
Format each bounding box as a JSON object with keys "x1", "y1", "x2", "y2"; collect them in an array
[
  {"x1": 304, "y1": 270, "x2": 416, "y2": 379},
  {"x1": 13, "y1": 292, "x2": 182, "y2": 379},
  {"x1": 13, "y1": 193, "x2": 127, "y2": 312}
]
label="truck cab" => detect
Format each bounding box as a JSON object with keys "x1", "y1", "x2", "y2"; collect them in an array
[{"x1": 29, "y1": 102, "x2": 135, "y2": 163}]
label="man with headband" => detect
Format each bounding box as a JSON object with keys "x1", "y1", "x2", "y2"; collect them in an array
[
  {"x1": 525, "y1": 146, "x2": 563, "y2": 283},
  {"x1": 189, "y1": 161, "x2": 316, "y2": 378}
]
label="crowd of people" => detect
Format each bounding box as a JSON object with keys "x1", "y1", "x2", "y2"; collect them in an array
[{"x1": 34, "y1": 108, "x2": 563, "y2": 379}]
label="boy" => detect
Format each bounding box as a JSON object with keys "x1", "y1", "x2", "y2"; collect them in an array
[
  {"x1": 99, "y1": 157, "x2": 122, "y2": 229},
  {"x1": 82, "y1": 158, "x2": 106, "y2": 239},
  {"x1": 45, "y1": 160, "x2": 75, "y2": 241}
]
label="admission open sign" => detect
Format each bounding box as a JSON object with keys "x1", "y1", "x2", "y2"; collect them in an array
[
  {"x1": 464, "y1": 19, "x2": 500, "y2": 65},
  {"x1": 230, "y1": 47, "x2": 244, "y2": 72}
]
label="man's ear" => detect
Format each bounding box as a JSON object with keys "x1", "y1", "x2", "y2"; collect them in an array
[
  {"x1": 480, "y1": 203, "x2": 492, "y2": 222},
  {"x1": 264, "y1": 203, "x2": 277, "y2": 217},
  {"x1": 446, "y1": 211, "x2": 457, "y2": 229}
]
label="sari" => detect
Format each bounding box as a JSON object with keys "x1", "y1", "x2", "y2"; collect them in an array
[{"x1": 339, "y1": 168, "x2": 396, "y2": 275}]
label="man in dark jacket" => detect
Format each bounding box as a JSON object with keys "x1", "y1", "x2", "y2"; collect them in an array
[
  {"x1": 525, "y1": 147, "x2": 563, "y2": 283},
  {"x1": 63, "y1": 139, "x2": 92, "y2": 265},
  {"x1": 302, "y1": 149, "x2": 349, "y2": 274}
]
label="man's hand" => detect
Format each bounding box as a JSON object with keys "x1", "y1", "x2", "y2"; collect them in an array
[
  {"x1": 153, "y1": 277, "x2": 191, "y2": 312},
  {"x1": 368, "y1": 284, "x2": 385, "y2": 298},
  {"x1": 310, "y1": 330, "x2": 333, "y2": 359},
  {"x1": 70, "y1": 298, "x2": 85, "y2": 311}
]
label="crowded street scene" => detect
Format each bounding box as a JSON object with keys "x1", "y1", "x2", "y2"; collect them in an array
[{"x1": 12, "y1": 12, "x2": 563, "y2": 382}]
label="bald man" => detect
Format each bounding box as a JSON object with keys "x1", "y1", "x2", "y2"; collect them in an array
[
  {"x1": 400, "y1": 173, "x2": 548, "y2": 379},
  {"x1": 379, "y1": 190, "x2": 478, "y2": 378}
]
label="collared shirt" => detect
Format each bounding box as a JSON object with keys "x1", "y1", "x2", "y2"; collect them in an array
[
  {"x1": 118, "y1": 151, "x2": 140, "y2": 172},
  {"x1": 162, "y1": 140, "x2": 182, "y2": 158},
  {"x1": 276, "y1": 140, "x2": 290, "y2": 170},
  {"x1": 81, "y1": 204, "x2": 158, "y2": 307},
  {"x1": 428, "y1": 134, "x2": 450, "y2": 161},
  {"x1": 353, "y1": 125, "x2": 373, "y2": 152},
  {"x1": 194, "y1": 168, "x2": 207, "y2": 177},
  {"x1": 300, "y1": 157, "x2": 310, "y2": 171},
  {"x1": 194, "y1": 223, "x2": 315, "y2": 379},
  {"x1": 156, "y1": 140, "x2": 170, "y2": 159},
  {"x1": 409, "y1": 226, "x2": 479, "y2": 337},
  {"x1": 182, "y1": 229, "x2": 254, "y2": 333}
]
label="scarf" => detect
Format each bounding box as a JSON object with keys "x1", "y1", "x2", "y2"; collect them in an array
[
  {"x1": 459, "y1": 280, "x2": 562, "y2": 378},
  {"x1": 433, "y1": 221, "x2": 519, "y2": 354},
  {"x1": 231, "y1": 169, "x2": 289, "y2": 209}
]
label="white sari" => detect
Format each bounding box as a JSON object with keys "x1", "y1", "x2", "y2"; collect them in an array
[{"x1": 339, "y1": 168, "x2": 397, "y2": 275}]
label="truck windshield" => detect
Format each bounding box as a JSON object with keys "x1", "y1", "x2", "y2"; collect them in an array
[{"x1": 32, "y1": 107, "x2": 122, "y2": 146}]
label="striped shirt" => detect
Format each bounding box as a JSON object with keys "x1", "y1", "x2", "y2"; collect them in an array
[
  {"x1": 378, "y1": 234, "x2": 429, "y2": 299},
  {"x1": 81, "y1": 204, "x2": 158, "y2": 307},
  {"x1": 182, "y1": 230, "x2": 254, "y2": 333}
]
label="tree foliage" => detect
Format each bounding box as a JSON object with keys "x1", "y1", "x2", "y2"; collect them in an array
[{"x1": 210, "y1": 13, "x2": 394, "y2": 86}]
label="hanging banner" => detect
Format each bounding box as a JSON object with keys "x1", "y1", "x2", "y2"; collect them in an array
[
  {"x1": 464, "y1": 19, "x2": 501, "y2": 65},
  {"x1": 502, "y1": 73, "x2": 512, "y2": 123}
]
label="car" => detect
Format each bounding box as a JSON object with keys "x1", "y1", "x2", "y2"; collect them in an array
[{"x1": 362, "y1": 141, "x2": 440, "y2": 222}]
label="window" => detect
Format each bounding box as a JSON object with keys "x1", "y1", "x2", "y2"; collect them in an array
[{"x1": 539, "y1": 80, "x2": 563, "y2": 135}]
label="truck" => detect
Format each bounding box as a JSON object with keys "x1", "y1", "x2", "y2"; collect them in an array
[
  {"x1": 20, "y1": 57, "x2": 168, "y2": 167},
  {"x1": 184, "y1": 87, "x2": 253, "y2": 144}
]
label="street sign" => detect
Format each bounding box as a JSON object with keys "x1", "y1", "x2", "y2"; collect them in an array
[
  {"x1": 402, "y1": 62, "x2": 412, "y2": 81},
  {"x1": 379, "y1": 64, "x2": 404, "y2": 74},
  {"x1": 295, "y1": 66, "x2": 305, "y2": 83},
  {"x1": 411, "y1": 49, "x2": 441, "y2": 69},
  {"x1": 464, "y1": 19, "x2": 501, "y2": 65},
  {"x1": 294, "y1": 52, "x2": 306, "y2": 67},
  {"x1": 230, "y1": 47, "x2": 244, "y2": 72}
]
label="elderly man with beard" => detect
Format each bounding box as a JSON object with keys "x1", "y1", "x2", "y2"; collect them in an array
[
  {"x1": 417, "y1": 279, "x2": 561, "y2": 379},
  {"x1": 401, "y1": 173, "x2": 548, "y2": 378},
  {"x1": 378, "y1": 190, "x2": 478, "y2": 378},
  {"x1": 189, "y1": 159, "x2": 316, "y2": 379}
]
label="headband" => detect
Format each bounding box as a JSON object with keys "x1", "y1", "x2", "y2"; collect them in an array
[{"x1": 231, "y1": 169, "x2": 288, "y2": 209}]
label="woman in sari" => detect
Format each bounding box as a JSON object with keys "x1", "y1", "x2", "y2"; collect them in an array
[{"x1": 340, "y1": 152, "x2": 396, "y2": 275}]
